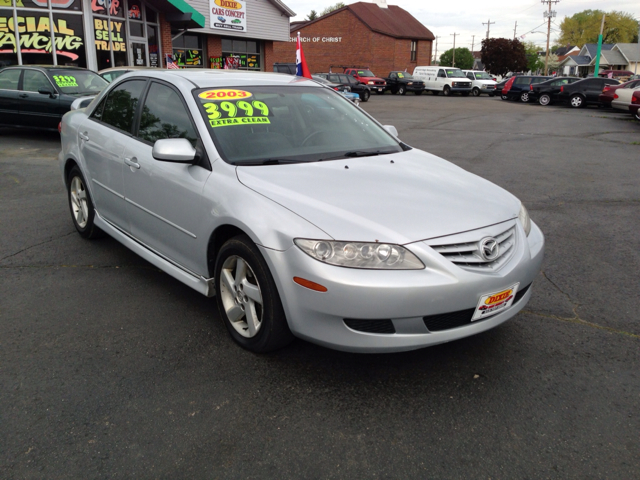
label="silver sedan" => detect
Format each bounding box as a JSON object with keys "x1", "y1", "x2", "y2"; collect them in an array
[{"x1": 59, "y1": 70, "x2": 544, "y2": 353}]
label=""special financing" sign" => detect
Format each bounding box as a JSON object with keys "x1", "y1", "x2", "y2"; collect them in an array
[{"x1": 210, "y1": 0, "x2": 246, "y2": 33}]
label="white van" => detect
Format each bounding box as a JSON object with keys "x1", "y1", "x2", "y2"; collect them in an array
[
  {"x1": 413, "y1": 66, "x2": 473, "y2": 96},
  {"x1": 461, "y1": 70, "x2": 497, "y2": 96}
]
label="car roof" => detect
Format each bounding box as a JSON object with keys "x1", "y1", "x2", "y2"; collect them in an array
[
  {"x1": 119, "y1": 70, "x2": 322, "y2": 89},
  {"x1": 0, "y1": 65, "x2": 89, "y2": 71},
  {"x1": 98, "y1": 66, "x2": 154, "y2": 73}
]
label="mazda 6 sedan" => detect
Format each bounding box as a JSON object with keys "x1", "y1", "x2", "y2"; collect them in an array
[{"x1": 58, "y1": 70, "x2": 544, "y2": 353}]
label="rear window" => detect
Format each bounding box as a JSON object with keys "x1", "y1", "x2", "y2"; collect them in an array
[{"x1": 514, "y1": 77, "x2": 531, "y2": 85}]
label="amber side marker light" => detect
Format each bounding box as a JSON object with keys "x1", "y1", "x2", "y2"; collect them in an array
[{"x1": 293, "y1": 277, "x2": 328, "y2": 292}]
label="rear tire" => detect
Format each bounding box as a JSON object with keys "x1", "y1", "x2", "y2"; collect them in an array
[
  {"x1": 501, "y1": 94, "x2": 508, "y2": 101},
  {"x1": 520, "y1": 92, "x2": 530, "y2": 103},
  {"x1": 635, "y1": 111, "x2": 640, "y2": 122},
  {"x1": 67, "y1": 166, "x2": 103, "y2": 239},
  {"x1": 570, "y1": 94, "x2": 585, "y2": 108},
  {"x1": 539, "y1": 93, "x2": 551, "y2": 106},
  {"x1": 215, "y1": 235, "x2": 294, "y2": 353}
]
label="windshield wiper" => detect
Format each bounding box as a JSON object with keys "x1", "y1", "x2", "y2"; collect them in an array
[{"x1": 238, "y1": 158, "x2": 307, "y2": 166}]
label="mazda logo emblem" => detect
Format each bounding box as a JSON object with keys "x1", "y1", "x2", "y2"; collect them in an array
[{"x1": 479, "y1": 237, "x2": 500, "y2": 261}]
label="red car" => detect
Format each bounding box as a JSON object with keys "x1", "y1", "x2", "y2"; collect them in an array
[
  {"x1": 343, "y1": 67, "x2": 387, "y2": 95},
  {"x1": 599, "y1": 78, "x2": 640, "y2": 108},
  {"x1": 630, "y1": 90, "x2": 640, "y2": 121}
]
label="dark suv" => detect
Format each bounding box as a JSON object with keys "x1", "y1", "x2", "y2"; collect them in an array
[
  {"x1": 314, "y1": 73, "x2": 372, "y2": 102},
  {"x1": 556, "y1": 77, "x2": 621, "y2": 108},
  {"x1": 502, "y1": 75, "x2": 552, "y2": 102},
  {"x1": 530, "y1": 77, "x2": 581, "y2": 106}
]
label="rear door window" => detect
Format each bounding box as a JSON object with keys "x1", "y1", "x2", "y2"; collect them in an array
[
  {"x1": 137, "y1": 82, "x2": 198, "y2": 147},
  {"x1": 100, "y1": 79, "x2": 147, "y2": 133},
  {"x1": 0, "y1": 69, "x2": 21, "y2": 90}
]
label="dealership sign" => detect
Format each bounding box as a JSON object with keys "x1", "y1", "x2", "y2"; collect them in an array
[{"x1": 210, "y1": 0, "x2": 246, "y2": 33}]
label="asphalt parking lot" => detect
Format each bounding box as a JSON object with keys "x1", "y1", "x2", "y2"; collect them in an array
[{"x1": 1, "y1": 94, "x2": 639, "y2": 479}]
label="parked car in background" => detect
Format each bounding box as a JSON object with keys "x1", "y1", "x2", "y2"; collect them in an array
[
  {"x1": 383, "y1": 71, "x2": 425, "y2": 95},
  {"x1": 491, "y1": 78, "x2": 509, "y2": 98},
  {"x1": 501, "y1": 76, "x2": 552, "y2": 102},
  {"x1": 529, "y1": 77, "x2": 581, "y2": 106},
  {"x1": 312, "y1": 75, "x2": 360, "y2": 105},
  {"x1": 598, "y1": 70, "x2": 634, "y2": 81},
  {"x1": 629, "y1": 90, "x2": 640, "y2": 121},
  {"x1": 598, "y1": 78, "x2": 640, "y2": 108},
  {"x1": 273, "y1": 63, "x2": 297, "y2": 75},
  {"x1": 611, "y1": 86, "x2": 640, "y2": 113},
  {"x1": 314, "y1": 73, "x2": 371, "y2": 102},
  {"x1": 461, "y1": 70, "x2": 497, "y2": 96},
  {"x1": 99, "y1": 66, "x2": 153, "y2": 83},
  {"x1": 413, "y1": 66, "x2": 472, "y2": 96},
  {"x1": 0, "y1": 65, "x2": 108, "y2": 131},
  {"x1": 555, "y1": 77, "x2": 620, "y2": 108},
  {"x1": 343, "y1": 68, "x2": 386, "y2": 94}
]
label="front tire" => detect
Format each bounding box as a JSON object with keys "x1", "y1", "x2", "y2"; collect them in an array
[
  {"x1": 539, "y1": 93, "x2": 551, "y2": 106},
  {"x1": 398, "y1": 85, "x2": 406, "y2": 95},
  {"x1": 443, "y1": 85, "x2": 451, "y2": 96},
  {"x1": 570, "y1": 94, "x2": 585, "y2": 108},
  {"x1": 67, "y1": 166, "x2": 102, "y2": 239},
  {"x1": 359, "y1": 89, "x2": 370, "y2": 102},
  {"x1": 472, "y1": 87, "x2": 481, "y2": 96},
  {"x1": 215, "y1": 235, "x2": 294, "y2": 353}
]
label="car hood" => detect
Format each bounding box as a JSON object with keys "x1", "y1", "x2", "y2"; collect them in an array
[
  {"x1": 236, "y1": 150, "x2": 520, "y2": 244},
  {"x1": 360, "y1": 76, "x2": 386, "y2": 83},
  {"x1": 475, "y1": 79, "x2": 496, "y2": 85}
]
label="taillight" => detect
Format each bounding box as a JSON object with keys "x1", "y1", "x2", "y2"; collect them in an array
[
  {"x1": 58, "y1": 122, "x2": 62, "y2": 133},
  {"x1": 530, "y1": 85, "x2": 533, "y2": 91},
  {"x1": 613, "y1": 94, "x2": 619, "y2": 99},
  {"x1": 560, "y1": 86, "x2": 564, "y2": 93},
  {"x1": 333, "y1": 87, "x2": 339, "y2": 91},
  {"x1": 632, "y1": 92, "x2": 640, "y2": 105},
  {"x1": 603, "y1": 86, "x2": 611, "y2": 93}
]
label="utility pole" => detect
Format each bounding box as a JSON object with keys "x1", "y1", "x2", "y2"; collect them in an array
[
  {"x1": 433, "y1": 36, "x2": 441, "y2": 64},
  {"x1": 482, "y1": 19, "x2": 495, "y2": 39},
  {"x1": 636, "y1": 21, "x2": 639, "y2": 75},
  {"x1": 542, "y1": 0, "x2": 559, "y2": 76},
  {"x1": 471, "y1": 35, "x2": 476, "y2": 54},
  {"x1": 513, "y1": 21, "x2": 518, "y2": 40},
  {"x1": 451, "y1": 33, "x2": 458, "y2": 67}
]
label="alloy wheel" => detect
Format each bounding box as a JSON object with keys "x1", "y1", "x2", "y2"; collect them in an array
[
  {"x1": 219, "y1": 255, "x2": 263, "y2": 338},
  {"x1": 70, "y1": 176, "x2": 89, "y2": 229},
  {"x1": 520, "y1": 92, "x2": 529, "y2": 102}
]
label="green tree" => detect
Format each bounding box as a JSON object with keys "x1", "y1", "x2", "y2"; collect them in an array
[
  {"x1": 557, "y1": 10, "x2": 639, "y2": 45},
  {"x1": 320, "y1": 2, "x2": 345, "y2": 16},
  {"x1": 481, "y1": 38, "x2": 528, "y2": 76},
  {"x1": 524, "y1": 41, "x2": 544, "y2": 73},
  {"x1": 307, "y1": 10, "x2": 318, "y2": 21},
  {"x1": 439, "y1": 47, "x2": 474, "y2": 69}
]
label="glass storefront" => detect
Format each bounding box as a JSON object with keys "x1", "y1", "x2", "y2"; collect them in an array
[
  {"x1": 0, "y1": 0, "x2": 86, "y2": 67},
  {"x1": 221, "y1": 38, "x2": 262, "y2": 71},
  {"x1": 172, "y1": 33, "x2": 203, "y2": 68}
]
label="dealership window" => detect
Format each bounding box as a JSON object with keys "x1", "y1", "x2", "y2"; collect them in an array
[
  {"x1": 0, "y1": 2, "x2": 85, "y2": 67},
  {"x1": 410, "y1": 41, "x2": 417, "y2": 62},
  {"x1": 172, "y1": 34, "x2": 204, "y2": 68},
  {"x1": 221, "y1": 38, "x2": 262, "y2": 70},
  {"x1": 93, "y1": 0, "x2": 160, "y2": 71}
]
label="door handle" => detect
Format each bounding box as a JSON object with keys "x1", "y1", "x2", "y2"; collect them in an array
[
  {"x1": 79, "y1": 132, "x2": 89, "y2": 141},
  {"x1": 124, "y1": 157, "x2": 140, "y2": 169},
  {"x1": 19, "y1": 93, "x2": 28, "y2": 98}
]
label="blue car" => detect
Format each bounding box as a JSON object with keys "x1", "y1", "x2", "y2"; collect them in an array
[{"x1": 217, "y1": 16, "x2": 226, "y2": 23}]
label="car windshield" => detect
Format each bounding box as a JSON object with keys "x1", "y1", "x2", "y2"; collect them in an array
[
  {"x1": 357, "y1": 70, "x2": 375, "y2": 77},
  {"x1": 194, "y1": 85, "x2": 403, "y2": 165},
  {"x1": 51, "y1": 70, "x2": 108, "y2": 95},
  {"x1": 474, "y1": 72, "x2": 492, "y2": 79},
  {"x1": 446, "y1": 69, "x2": 466, "y2": 78}
]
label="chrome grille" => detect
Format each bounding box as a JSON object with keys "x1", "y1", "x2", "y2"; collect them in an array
[{"x1": 430, "y1": 226, "x2": 516, "y2": 271}]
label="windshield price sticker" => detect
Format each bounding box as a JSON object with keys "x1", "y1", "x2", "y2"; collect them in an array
[
  {"x1": 53, "y1": 75, "x2": 78, "y2": 88},
  {"x1": 397, "y1": 72, "x2": 404, "y2": 78},
  {"x1": 203, "y1": 99, "x2": 271, "y2": 128},
  {"x1": 198, "y1": 89, "x2": 253, "y2": 100}
]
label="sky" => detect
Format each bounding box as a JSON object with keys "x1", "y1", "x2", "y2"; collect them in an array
[{"x1": 288, "y1": 0, "x2": 640, "y2": 52}]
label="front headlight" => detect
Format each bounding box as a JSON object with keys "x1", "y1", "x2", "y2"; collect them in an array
[
  {"x1": 518, "y1": 204, "x2": 531, "y2": 236},
  {"x1": 407, "y1": 82, "x2": 413, "y2": 85},
  {"x1": 294, "y1": 239, "x2": 425, "y2": 270},
  {"x1": 367, "y1": 81, "x2": 374, "y2": 85}
]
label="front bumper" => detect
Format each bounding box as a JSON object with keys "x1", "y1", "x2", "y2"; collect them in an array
[
  {"x1": 260, "y1": 220, "x2": 544, "y2": 353},
  {"x1": 450, "y1": 86, "x2": 473, "y2": 93}
]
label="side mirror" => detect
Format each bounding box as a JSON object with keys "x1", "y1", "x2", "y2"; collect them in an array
[
  {"x1": 38, "y1": 86, "x2": 55, "y2": 97},
  {"x1": 152, "y1": 138, "x2": 197, "y2": 163},
  {"x1": 383, "y1": 125, "x2": 398, "y2": 137}
]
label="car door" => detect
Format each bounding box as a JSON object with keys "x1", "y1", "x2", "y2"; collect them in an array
[
  {"x1": 345, "y1": 75, "x2": 362, "y2": 92},
  {"x1": 0, "y1": 68, "x2": 23, "y2": 127},
  {"x1": 79, "y1": 79, "x2": 147, "y2": 231},
  {"x1": 122, "y1": 80, "x2": 211, "y2": 275},
  {"x1": 19, "y1": 69, "x2": 60, "y2": 129}
]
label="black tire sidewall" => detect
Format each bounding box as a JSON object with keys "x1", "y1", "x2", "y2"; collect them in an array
[
  {"x1": 360, "y1": 90, "x2": 370, "y2": 102},
  {"x1": 399, "y1": 86, "x2": 406, "y2": 95},
  {"x1": 443, "y1": 86, "x2": 450, "y2": 96},
  {"x1": 473, "y1": 88, "x2": 480, "y2": 96},
  {"x1": 214, "y1": 235, "x2": 293, "y2": 353}
]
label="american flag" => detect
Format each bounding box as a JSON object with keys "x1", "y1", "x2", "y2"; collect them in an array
[{"x1": 166, "y1": 55, "x2": 179, "y2": 70}]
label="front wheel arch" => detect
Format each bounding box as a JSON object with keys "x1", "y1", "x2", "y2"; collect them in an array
[
  {"x1": 207, "y1": 224, "x2": 248, "y2": 278},
  {"x1": 64, "y1": 159, "x2": 79, "y2": 188}
]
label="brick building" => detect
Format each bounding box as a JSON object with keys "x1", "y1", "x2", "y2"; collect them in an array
[{"x1": 272, "y1": 0, "x2": 434, "y2": 76}]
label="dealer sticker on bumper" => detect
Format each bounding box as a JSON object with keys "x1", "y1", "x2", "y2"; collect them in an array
[{"x1": 472, "y1": 283, "x2": 520, "y2": 321}]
